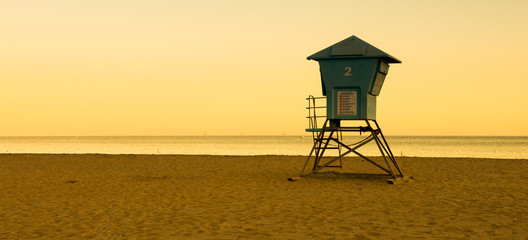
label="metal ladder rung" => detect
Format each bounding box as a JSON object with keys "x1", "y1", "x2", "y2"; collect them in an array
[
  {"x1": 315, "y1": 147, "x2": 340, "y2": 149},
  {"x1": 315, "y1": 138, "x2": 338, "y2": 141}
]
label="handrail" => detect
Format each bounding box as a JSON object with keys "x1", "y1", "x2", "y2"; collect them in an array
[
  {"x1": 306, "y1": 95, "x2": 326, "y2": 134},
  {"x1": 305, "y1": 96, "x2": 326, "y2": 100}
]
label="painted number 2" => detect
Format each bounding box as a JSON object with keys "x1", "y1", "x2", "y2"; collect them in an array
[{"x1": 344, "y1": 67, "x2": 352, "y2": 76}]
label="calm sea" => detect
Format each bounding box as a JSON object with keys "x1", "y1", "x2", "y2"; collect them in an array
[{"x1": 0, "y1": 136, "x2": 527, "y2": 159}]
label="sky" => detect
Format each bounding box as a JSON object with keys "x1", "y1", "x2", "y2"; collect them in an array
[{"x1": 1, "y1": 0, "x2": 527, "y2": 136}]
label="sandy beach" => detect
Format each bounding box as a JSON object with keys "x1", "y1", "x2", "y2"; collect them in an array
[{"x1": 0, "y1": 154, "x2": 527, "y2": 239}]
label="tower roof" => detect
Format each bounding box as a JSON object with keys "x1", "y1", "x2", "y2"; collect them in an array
[{"x1": 307, "y1": 35, "x2": 401, "y2": 63}]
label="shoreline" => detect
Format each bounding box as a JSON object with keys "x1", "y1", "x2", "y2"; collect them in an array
[
  {"x1": 1, "y1": 154, "x2": 527, "y2": 239},
  {"x1": 1, "y1": 153, "x2": 527, "y2": 160}
]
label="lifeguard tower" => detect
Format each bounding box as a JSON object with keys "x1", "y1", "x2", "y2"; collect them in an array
[{"x1": 301, "y1": 35, "x2": 406, "y2": 181}]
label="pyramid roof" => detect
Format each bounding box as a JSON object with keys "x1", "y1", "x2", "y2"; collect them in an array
[{"x1": 307, "y1": 35, "x2": 401, "y2": 63}]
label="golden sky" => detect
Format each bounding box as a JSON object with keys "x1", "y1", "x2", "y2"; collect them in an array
[{"x1": 1, "y1": 0, "x2": 527, "y2": 136}]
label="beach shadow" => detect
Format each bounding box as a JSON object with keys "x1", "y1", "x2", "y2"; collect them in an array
[
  {"x1": 299, "y1": 171, "x2": 412, "y2": 185},
  {"x1": 305, "y1": 171, "x2": 393, "y2": 180}
]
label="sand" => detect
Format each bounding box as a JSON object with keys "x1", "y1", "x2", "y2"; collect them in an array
[{"x1": 0, "y1": 154, "x2": 527, "y2": 239}]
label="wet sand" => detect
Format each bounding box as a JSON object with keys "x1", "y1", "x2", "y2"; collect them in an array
[{"x1": 0, "y1": 154, "x2": 527, "y2": 239}]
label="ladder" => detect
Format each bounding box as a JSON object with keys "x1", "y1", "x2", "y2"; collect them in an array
[{"x1": 305, "y1": 96, "x2": 343, "y2": 168}]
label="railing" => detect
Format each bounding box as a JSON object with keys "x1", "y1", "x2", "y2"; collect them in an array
[{"x1": 306, "y1": 95, "x2": 326, "y2": 133}]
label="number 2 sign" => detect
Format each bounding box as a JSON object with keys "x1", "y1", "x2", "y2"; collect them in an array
[{"x1": 344, "y1": 67, "x2": 352, "y2": 76}]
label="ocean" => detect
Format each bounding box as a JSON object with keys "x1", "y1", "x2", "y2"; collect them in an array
[{"x1": 0, "y1": 136, "x2": 527, "y2": 159}]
